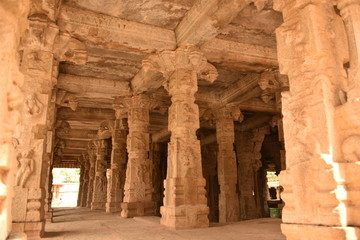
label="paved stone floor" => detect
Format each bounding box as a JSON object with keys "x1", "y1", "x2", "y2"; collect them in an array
[{"x1": 43, "y1": 208, "x2": 285, "y2": 240}]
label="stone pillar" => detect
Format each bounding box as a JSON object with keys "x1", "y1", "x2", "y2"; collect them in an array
[
  {"x1": 0, "y1": 2, "x2": 29, "y2": 239},
  {"x1": 120, "y1": 94, "x2": 154, "y2": 218},
  {"x1": 235, "y1": 127, "x2": 268, "y2": 220},
  {"x1": 106, "y1": 118, "x2": 127, "y2": 213},
  {"x1": 80, "y1": 154, "x2": 90, "y2": 207},
  {"x1": 150, "y1": 143, "x2": 164, "y2": 216},
  {"x1": 148, "y1": 46, "x2": 217, "y2": 228},
  {"x1": 335, "y1": 0, "x2": 360, "y2": 234},
  {"x1": 86, "y1": 143, "x2": 96, "y2": 208},
  {"x1": 77, "y1": 156, "x2": 85, "y2": 206},
  {"x1": 214, "y1": 107, "x2": 241, "y2": 223},
  {"x1": 274, "y1": 0, "x2": 360, "y2": 238},
  {"x1": 91, "y1": 139, "x2": 109, "y2": 210},
  {"x1": 11, "y1": 17, "x2": 59, "y2": 239}
]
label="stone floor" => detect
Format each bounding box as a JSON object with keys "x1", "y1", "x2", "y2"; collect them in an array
[{"x1": 42, "y1": 207, "x2": 286, "y2": 240}]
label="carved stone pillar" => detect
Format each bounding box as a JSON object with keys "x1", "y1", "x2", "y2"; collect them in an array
[
  {"x1": 0, "y1": 2, "x2": 29, "y2": 238},
  {"x1": 120, "y1": 94, "x2": 154, "y2": 218},
  {"x1": 335, "y1": 0, "x2": 360, "y2": 233},
  {"x1": 150, "y1": 143, "x2": 163, "y2": 216},
  {"x1": 77, "y1": 156, "x2": 85, "y2": 207},
  {"x1": 11, "y1": 17, "x2": 59, "y2": 238},
  {"x1": 143, "y1": 46, "x2": 217, "y2": 228},
  {"x1": 91, "y1": 139, "x2": 109, "y2": 210},
  {"x1": 337, "y1": 0, "x2": 360, "y2": 101},
  {"x1": 213, "y1": 107, "x2": 241, "y2": 223},
  {"x1": 235, "y1": 126, "x2": 268, "y2": 220},
  {"x1": 274, "y1": 0, "x2": 360, "y2": 238},
  {"x1": 80, "y1": 154, "x2": 90, "y2": 207},
  {"x1": 106, "y1": 118, "x2": 127, "y2": 213},
  {"x1": 86, "y1": 142, "x2": 96, "y2": 208}
]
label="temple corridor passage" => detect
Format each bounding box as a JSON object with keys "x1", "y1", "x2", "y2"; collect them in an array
[{"x1": 41, "y1": 207, "x2": 285, "y2": 240}]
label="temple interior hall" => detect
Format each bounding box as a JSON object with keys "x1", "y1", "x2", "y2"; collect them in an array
[{"x1": 1, "y1": 0, "x2": 360, "y2": 239}]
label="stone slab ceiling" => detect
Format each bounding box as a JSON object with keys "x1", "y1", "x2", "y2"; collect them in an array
[{"x1": 55, "y1": 0, "x2": 283, "y2": 165}]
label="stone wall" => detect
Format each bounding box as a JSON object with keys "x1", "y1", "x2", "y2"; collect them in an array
[{"x1": 0, "y1": 1, "x2": 29, "y2": 239}]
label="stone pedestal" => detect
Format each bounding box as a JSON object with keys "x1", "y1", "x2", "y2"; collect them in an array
[
  {"x1": 149, "y1": 47, "x2": 217, "y2": 229},
  {"x1": 91, "y1": 139, "x2": 109, "y2": 210},
  {"x1": 106, "y1": 119, "x2": 127, "y2": 213},
  {"x1": 120, "y1": 94, "x2": 154, "y2": 217},
  {"x1": 214, "y1": 107, "x2": 240, "y2": 223}
]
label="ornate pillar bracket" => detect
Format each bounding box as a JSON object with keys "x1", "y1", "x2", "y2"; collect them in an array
[
  {"x1": 144, "y1": 46, "x2": 218, "y2": 228},
  {"x1": 91, "y1": 139, "x2": 109, "y2": 210}
]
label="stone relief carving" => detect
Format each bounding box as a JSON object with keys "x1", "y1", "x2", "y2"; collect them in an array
[
  {"x1": 25, "y1": 93, "x2": 43, "y2": 116},
  {"x1": 15, "y1": 149, "x2": 35, "y2": 187},
  {"x1": 342, "y1": 135, "x2": 360, "y2": 163},
  {"x1": 97, "y1": 120, "x2": 114, "y2": 139},
  {"x1": 53, "y1": 33, "x2": 87, "y2": 65},
  {"x1": 56, "y1": 89, "x2": 78, "y2": 111}
]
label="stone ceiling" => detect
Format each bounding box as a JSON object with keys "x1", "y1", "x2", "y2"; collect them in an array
[{"x1": 54, "y1": 0, "x2": 285, "y2": 166}]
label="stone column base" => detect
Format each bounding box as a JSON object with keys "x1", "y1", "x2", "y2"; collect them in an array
[
  {"x1": 44, "y1": 211, "x2": 53, "y2": 223},
  {"x1": 91, "y1": 202, "x2": 106, "y2": 210},
  {"x1": 120, "y1": 201, "x2": 154, "y2": 218},
  {"x1": 106, "y1": 202, "x2": 121, "y2": 213},
  {"x1": 281, "y1": 223, "x2": 360, "y2": 240},
  {"x1": 12, "y1": 221, "x2": 45, "y2": 240},
  {"x1": 160, "y1": 205, "x2": 209, "y2": 229}
]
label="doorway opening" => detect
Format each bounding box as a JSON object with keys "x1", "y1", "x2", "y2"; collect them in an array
[{"x1": 52, "y1": 168, "x2": 80, "y2": 208}]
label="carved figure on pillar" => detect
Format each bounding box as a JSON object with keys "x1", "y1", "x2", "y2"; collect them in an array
[
  {"x1": 15, "y1": 149, "x2": 35, "y2": 187},
  {"x1": 144, "y1": 46, "x2": 218, "y2": 228}
]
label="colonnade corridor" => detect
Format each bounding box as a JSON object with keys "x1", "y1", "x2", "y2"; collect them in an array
[
  {"x1": 40, "y1": 207, "x2": 284, "y2": 240},
  {"x1": 2, "y1": 0, "x2": 360, "y2": 239}
]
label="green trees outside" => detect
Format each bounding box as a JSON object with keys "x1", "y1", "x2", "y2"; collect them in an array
[{"x1": 52, "y1": 168, "x2": 80, "y2": 183}]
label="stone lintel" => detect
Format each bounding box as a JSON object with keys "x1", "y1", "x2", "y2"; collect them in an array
[
  {"x1": 57, "y1": 107, "x2": 115, "y2": 121},
  {"x1": 58, "y1": 5, "x2": 176, "y2": 52},
  {"x1": 58, "y1": 74, "x2": 131, "y2": 98}
]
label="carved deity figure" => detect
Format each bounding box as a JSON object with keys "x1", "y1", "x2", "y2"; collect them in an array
[{"x1": 15, "y1": 149, "x2": 35, "y2": 187}]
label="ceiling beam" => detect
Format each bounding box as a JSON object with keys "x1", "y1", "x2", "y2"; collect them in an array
[
  {"x1": 175, "y1": 0, "x2": 248, "y2": 46},
  {"x1": 58, "y1": 4, "x2": 176, "y2": 52},
  {"x1": 58, "y1": 74, "x2": 131, "y2": 98},
  {"x1": 59, "y1": 129, "x2": 98, "y2": 141},
  {"x1": 218, "y1": 73, "x2": 260, "y2": 104},
  {"x1": 57, "y1": 107, "x2": 115, "y2": 121},
  {"x1": 201, "y1": 38, "x2": 278, "y2": 71}
]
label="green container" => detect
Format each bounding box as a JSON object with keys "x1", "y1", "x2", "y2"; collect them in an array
[{"x1": 269, "y1": 208, "x2": 281, "y2": 218}]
